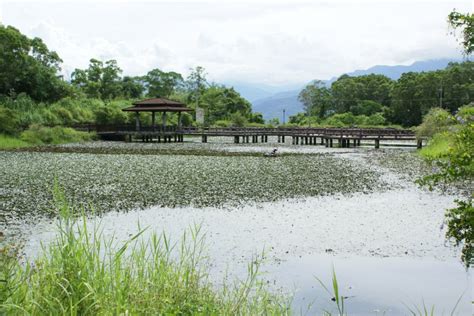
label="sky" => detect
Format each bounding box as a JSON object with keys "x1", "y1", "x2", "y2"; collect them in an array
[{"x1": 0, "y1": 0, "x2": 472, "y2": 88}]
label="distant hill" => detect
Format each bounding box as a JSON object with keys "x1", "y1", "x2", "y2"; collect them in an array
[
  {"x1": 252, "y1": 90, "x2": 303, "y2": 121},
  {"x1": 247, "y1": 58, "x2": 463, "y2": 120}
]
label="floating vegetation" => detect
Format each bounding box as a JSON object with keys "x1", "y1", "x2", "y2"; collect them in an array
[{"x1": 0, "y1": 147, "x2": 385, "y2": 228}]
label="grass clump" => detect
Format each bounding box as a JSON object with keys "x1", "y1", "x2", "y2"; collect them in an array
[
  {"x1": 0, "y1": 134, "x2": 30, "y2": 149},
  {"x1": 19, "y1": 124, "x2": 95, "y2": 145},
  {"x1": 419, "y1": 131, "x2": 455, "y2": 159},
  {"x1": 0, "y1": 186, "x2": 289, "y2": 315}
]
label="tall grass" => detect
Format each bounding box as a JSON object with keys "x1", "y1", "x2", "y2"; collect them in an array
[
  {"x1": 0, "y1": 134, "x2": 30, "y2": 149},
  {"x1": 419, "y1": 131, "x2": 454, "y2": 160},
  {"x1": 0, "y1": 185, "x2": 290, "y2": 315}
]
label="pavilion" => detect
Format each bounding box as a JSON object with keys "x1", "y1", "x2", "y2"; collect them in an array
[{"x1": 122, "y1": 97, "x2": 193, "y2": 132}]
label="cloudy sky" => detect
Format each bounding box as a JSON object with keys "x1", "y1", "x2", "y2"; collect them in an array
[{"x1": 0, "y1": 0, "x2": 471, "y2": 87}]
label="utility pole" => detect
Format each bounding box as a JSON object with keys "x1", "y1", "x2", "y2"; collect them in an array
[{"x1": 439, "y1": 86, "x2": 443, "y2": 108}]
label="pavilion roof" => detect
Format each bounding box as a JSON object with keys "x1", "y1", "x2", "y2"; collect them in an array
[{"x1": 122, "y1": 97, "x2": 193, "y2": 112}]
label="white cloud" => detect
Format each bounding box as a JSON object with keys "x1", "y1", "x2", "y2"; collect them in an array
[{"x1": 1, "y1": 0, "x2": 471, "y2": 86}]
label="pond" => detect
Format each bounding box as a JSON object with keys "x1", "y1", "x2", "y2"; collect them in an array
[{"x1": 1, "y1": 137, "x2": 472, "y2": 315}]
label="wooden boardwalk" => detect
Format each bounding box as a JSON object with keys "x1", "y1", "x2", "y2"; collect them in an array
[{"x1": 75, "y1": 125, "x2": 422, "y2": 148}]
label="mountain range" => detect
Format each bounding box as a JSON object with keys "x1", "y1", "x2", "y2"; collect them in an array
[{"x1": 228, "y1": 58, "x2": 464, "y2": 120}]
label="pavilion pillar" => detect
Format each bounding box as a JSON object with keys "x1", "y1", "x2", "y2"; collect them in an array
[
  {"x1": 135, "y1": 112, "x2": 140, "y2": 132},
  {"x1": 152, "y1": 111, "x2": 156, "y2": 131},
  {"x1": 162, "y1": 111, "x2": 167, "y2": 131},
  {"x1": 178, "y1": 112, "x2": 182, "y2": 130}
]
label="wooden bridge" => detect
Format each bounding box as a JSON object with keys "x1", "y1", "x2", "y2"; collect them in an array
[{"x1": 75, "y1": 124, "x2": 423, "y2": 149}]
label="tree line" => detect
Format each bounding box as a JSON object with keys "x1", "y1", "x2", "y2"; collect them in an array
[
  {"x1": 297, "y1": 61, "x2": 473, "y2": 127},
  {"x1": 0, "y1": 25, "x2": 263, "y2": 136}
]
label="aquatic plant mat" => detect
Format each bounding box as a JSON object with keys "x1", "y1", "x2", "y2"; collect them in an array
[{"x1": 0, "y1": 147, "x2": 385, "y2": 226}]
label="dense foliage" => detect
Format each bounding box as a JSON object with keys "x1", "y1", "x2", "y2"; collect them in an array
[
  {"x1": 297, "y1": 62, "x2": 474, "y2": 127},
  {"x1": 448, "y1": 10, "x2": 474, "y2": 55},
  {"x1": 417, "y1": 105, "x2": 474, "y2": 265},
  {"x1": 0, "y1": 25, "x2": 263, "y2": 140},
  {"x1": 0, "y1": 25, "x2": 70, "y2": 102}
]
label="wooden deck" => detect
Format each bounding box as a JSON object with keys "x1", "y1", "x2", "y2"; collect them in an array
[{"x1": 74, "y1": 125, "x2": 423, "y2": 148}]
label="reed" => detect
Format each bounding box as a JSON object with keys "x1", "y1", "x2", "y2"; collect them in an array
[{"x1": 0, "y1": 184, "x2": 289, "y2": 315}]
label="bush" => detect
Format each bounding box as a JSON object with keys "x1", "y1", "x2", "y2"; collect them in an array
[
  {"x1": 416, "y1": 107, "x2": 454, "y2": 138},
  {"x1": 352, "y1": 100, "x2": 383, "y2": 116},
  {"x1": 0, "y1": 134, "x2": 30, "y2": 149},
  {"x1": 365, "y1": 113, "x2": 386, "y2": 126},
  {"x1": 94, "y1": 105, "x2": 128, "y2": 125},
  {"x1": 0, "y1": 107, "x2": 20, "y2": 135},
  {"x1": 20, "y1": 125, "x2": 94, "y2": 145},
  {"x1": 324, "y1": 113, "x2": 357, "y2": 126},
  {"x1": 213, "y1": 119, "x2": 232, "y2": 127},
  {"x1": 230, "y1": 112, "x2": 247, "y2": 127}
]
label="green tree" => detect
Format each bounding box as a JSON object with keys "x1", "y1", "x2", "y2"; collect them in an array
[
  {"x1": 121, "y1": 76, "x2": 144, "y2": 99},
  {"x1": 418, "y1": 105, "x2": 473, "y2": 265},
  {"x1": 0, "y1": 25, "x2": 69, "y2": 102},
  {"x1": 71, "y1": 59, "x2": 123, "y2": 100},
  {"x1": 145, "y1": 69, "x2": 183, "y2": 98},
  {"x1": 298, "y1": 80, "x2": 333, "y2": 118},
  {"x1": 331, "y1": 74, "x2": 392, "y2": 114},
  {"x1": 186, "y1": 66, "x2": 208, "y2": 107},
  {"x1": 199, "y1": 85, "x2": 252, "y2": 125},
  {"x1": 448, "y1": 10, "x2": 474, "y2": 54}
]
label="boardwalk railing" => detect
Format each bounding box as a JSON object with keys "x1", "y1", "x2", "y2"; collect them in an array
[
  {"x1": 72, "y1": 124, "x2": 420, "y2": 147},
  {"x1": 74, "y1": 124, "x2": 415, "y2": 138}
]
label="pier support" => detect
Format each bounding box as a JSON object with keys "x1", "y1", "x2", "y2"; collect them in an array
[
  {"x1": 375, "y1": 139, "x2": 380, "y2": 149},
  {"x1": 417, "y1": 139, "x2": 423, "y2": 149},
  {"x1": 202, "y1": 135, "x2": 208, "y2": 143}
]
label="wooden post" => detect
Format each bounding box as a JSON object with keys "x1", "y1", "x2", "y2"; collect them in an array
[
  {"x1": 178, "y1": 112, "x2": 182, "y2": 130},
  {"x1": 357, "y1": 139, "x2": 361, "y2": 146},
  {"x1": 375, "y1": 139, "x2": 380, "y2": 149},
  {"x1": 325, "y1": 138, "x2": 329, "y2": 147},
  {"x1": 417, "y1": 139, "x2": 423, "y2": 149},
  {"x1": 162, "y1": 111, "x2": 167, "y2": 131},
  {"x1": 282, "y1": 135, "x2": 285, "y2": 143},
  {"x1": 278, "y1": 135, "x2": 281, "y2": 143},
  {"x1": 135, "y1": 112, "x2": 140, "y2": 132},
  {"x1": 151, "y1": 112, "x2": 156, "y2": 131},
  {"x1": 320, "y1": 137, "x2": 324, "y2": 145},
  {"x1": 202, "y1": 135, "x2": 207, "y2": 143},
  {"x1": 330, "y1": 139, "x2": 333, "y2": 147},
  {"x1": 353, "y1": 139, "x2": 357, "y2": 147}
]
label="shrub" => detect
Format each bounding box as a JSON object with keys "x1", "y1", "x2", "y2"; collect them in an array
[
  {"x1": 0, "y1": 134, "x2": 30, "y2": 149},
  {"x1": 230, "y1": 112, "x2": 247, "y2": 127},
  {"x1": 20, "y1": 125, "x2": 94, "y2": 145},
  {"x1": 0, "y1": 107, "x2": 20, "y2": 135},
  {"x1": 416, "y1": 107, "x2": 454, "y2": 138},
  {"x1": 365, "y1": 113, "x2": 386, "y2": 126},
  {"x1": 214, "y1": 119, "x2": 232, "y2": 127},
  {"x1": 352, "y1": 100, "x2": 383, "y2": 116},
  {"x1": 94, "y1": 105, "x2": 128, "y2": 125}
]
